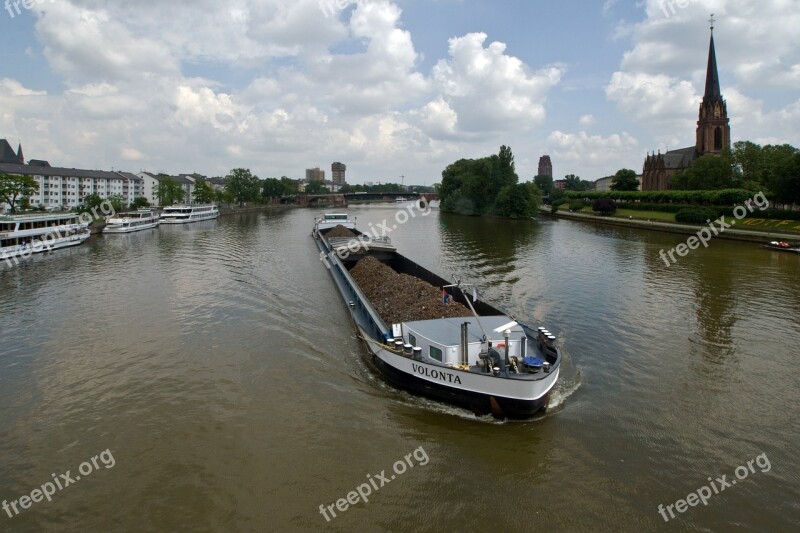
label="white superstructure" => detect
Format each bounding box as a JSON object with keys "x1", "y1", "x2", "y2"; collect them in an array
[
  {"x1": 1, "y1": 213, "x2": 91, "y2": 264},
  {"x1": 104, "y1": 209, "x2": 160, "y2": 233},
  {"x1": 160, "y1": 204, "x2": 219, "y2": 224}
]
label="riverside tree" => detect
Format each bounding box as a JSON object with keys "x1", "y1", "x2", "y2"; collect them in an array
[
  {"x1": 533, "y1": 174, "x2": 554, "y2": 195},
  {"x1": 440, "y1": 145, "x2": 522, "y2": 216},
  {"x1": 610, "y1": 168, "x2": 639, "y2": 191},
  {"x1": 563, "y1": 174, "x2": 592, "y2": 191},
  {"x1": 155, "y1": 176, "x2": 186, "y2": 205},
  {"x1": 225, "y1": 168, "x2": 261, "y2": 206},
  {"x1": 0, "y1": 173, "x2": 39, "y2": 213},
  {"x1": 671, "y1": 151, "x2": 737, "y2": 190},
  {"x1": 192, "y1": 179, "x2": 216, "y2": 204}
]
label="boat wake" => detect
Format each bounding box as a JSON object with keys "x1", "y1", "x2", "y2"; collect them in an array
[{"x1": 545, "y1": 348, "x2": 582, "y2": 412}]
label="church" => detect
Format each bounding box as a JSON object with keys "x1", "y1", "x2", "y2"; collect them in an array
[{"x1": 641, "y1": 20, "x2": 731, "y2": 191}]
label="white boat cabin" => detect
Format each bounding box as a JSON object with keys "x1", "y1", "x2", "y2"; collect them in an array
[
  {"x1": 397, "y1": 316, "x2": 527, "y2": 366},
  {"x1": 315, "y1": 213, "x2": 356, "y2": 232}
]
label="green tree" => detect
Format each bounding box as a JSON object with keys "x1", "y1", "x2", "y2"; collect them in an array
[
  {"x1": 215, "y1": 189, "x2": 234, "y2": 206},
  {"x1": 106, "y1": 194, "x2": 125, "y2": 214},
  {"x1": 225, "y1": 168, "x2": 261, "y2": 206},
  {"x1": 0, "y1": 173, "x2": 39, "y2": 213},
  {"x1": 732, "y1": 141, "x2": 764, "y2": 184},
  {"x1": 81, "y1": 193, "x2": 104, "y2": 212},
  {"x1": 262, "y1": 178, "x2": 283, "y2": 199},
  {"x1": 130, "y1": 197, "x2": 149, "y2": 209},
  {"x1": 563, "y1": 174, "x2": 592, "y2": 191},
  {"x1": 304, "y1": 180, "x2": 329, "y2": 195},
  {"x1": 772, "y1": 151, "x2": 800, "y2": 205},
  {"x1": 671, "y1": 152, "x2": 737, "y2": 190},
  {"x1": 192, "y1": 179, "x2": 216, "y2": 204},
  {"x1": 155, "y1": 176, "x2": 186, "y2": 206},
  {"x1": 280, "y1": 176, "x2": 298, "y2": 195},
  {"x1": 533, "y1": 174, "x2": 554, "y2": 195},
  {"x1": 611, "y1": 168, "x2": 640, "y2": 191},
  {"x1": 440, "y1": 146, "x2": 521, "y2": 216},
  {"x1": 494, "y1": 183, "x2": 541, "y2": 218},
  {"x1": 760, "y1": 144, "x2": 798, "y2": 194}
]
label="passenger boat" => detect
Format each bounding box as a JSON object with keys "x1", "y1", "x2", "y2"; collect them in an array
[
  {"x1": 160, "y1": 204, "x2": 219, "y2": 224},
  {"x1": 312, "y1": 214, "x2": 561, "y2": 419},
  {"x1": 1, "y1": 212, "x2": 91, "y2": 265},
  {"x1": 104, "y1": 209, "x2": 160, "y2": 233},
  {"x1": 763, "y1": 241, "x2": 800, "y2": 254}
]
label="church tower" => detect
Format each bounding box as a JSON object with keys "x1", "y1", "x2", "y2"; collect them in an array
[{"x1": 696, "y1": 16, "x2": 730, "y2": 156}]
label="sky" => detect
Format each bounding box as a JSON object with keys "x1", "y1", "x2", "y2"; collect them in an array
[{"x1": 0, "y1": 0, "x2": 798, "y2": 185}]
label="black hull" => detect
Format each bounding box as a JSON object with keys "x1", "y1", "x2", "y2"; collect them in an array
[{"x1": 371, "y1": 352, "x2": 550, "y2": 419}]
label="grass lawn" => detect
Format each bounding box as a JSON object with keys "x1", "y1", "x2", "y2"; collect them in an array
[
  {"x1": 573, "y1": 207, "x2": 676, "y2": 222},
  {"x1": 567, "y1": 206, "x2": 800, "y2": 234}
]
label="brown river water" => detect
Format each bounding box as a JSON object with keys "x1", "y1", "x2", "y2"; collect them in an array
[{"x1": 1, "y1": 205, "x2": 798, "y2": 532}]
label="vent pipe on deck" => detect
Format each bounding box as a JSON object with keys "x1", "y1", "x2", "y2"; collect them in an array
[
  {"x1": 460, "y1": 322, "x2": 469, "y2": 366},
  {"x1": 504, "y1": 329, "x2": 511, "y2": 366}
]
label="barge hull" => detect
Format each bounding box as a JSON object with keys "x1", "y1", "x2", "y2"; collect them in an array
[{"x1": 371, "y1": 351, "x2": 552, "y2": 418}]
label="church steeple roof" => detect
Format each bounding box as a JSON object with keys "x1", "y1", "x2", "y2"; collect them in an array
[{"x1": 704, "y1": 19, "x2": 722, "y2": 101}]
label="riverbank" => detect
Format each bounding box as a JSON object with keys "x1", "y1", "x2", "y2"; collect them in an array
[{"x1": 539, "y1": 207, "x2": 800, "y2": 243}]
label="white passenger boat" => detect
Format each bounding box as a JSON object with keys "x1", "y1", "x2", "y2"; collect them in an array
[
  {"x1": 1, "y1": 212, "x2": 91, "y2": 265},
  {"x1": 160, "y1": 204, "x2": 219, "y2": 224},
  {"x1": 104, "y1": 209, "x2": 160, "y2": 233},
  {"x1": 312, "y1": 214, "x2": 562, "y2": 419}
]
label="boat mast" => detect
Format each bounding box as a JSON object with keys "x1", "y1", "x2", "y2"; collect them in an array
[{"x1": 444, "y1": 281, "x2": 491, "y2": 344}]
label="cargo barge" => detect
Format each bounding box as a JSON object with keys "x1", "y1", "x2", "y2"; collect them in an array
[{"x1": 312, "y1": 213, "x2": 561, "y2": 419}]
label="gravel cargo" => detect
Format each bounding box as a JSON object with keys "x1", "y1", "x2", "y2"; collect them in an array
[{"x1": 349, "y1": 256, "x2": 471, "y2": 324}]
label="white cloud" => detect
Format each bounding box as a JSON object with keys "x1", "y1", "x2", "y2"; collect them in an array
[
  {"x1": 605, "y1": 71, "x2": 697, "y2": 128},
  {"x1": 547, "y1": 130, "x2": 641, "y2": 176},
  {"x1": 1, "y1": 78, "x2": 47, "y2": 97},
  {"x1": 428, "y1": 32, "x2": 563, "y2": 135},
  {"x1": 121, "y1": 148, "x2": 145, "y2": 161},
  {"x1": 579, "y1": 114, "x2": 596, "y2": 127}
]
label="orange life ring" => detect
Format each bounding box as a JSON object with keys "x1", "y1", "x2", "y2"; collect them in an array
[{"x1": 495, "y1": 342, "x2": 506, "y2": 348}]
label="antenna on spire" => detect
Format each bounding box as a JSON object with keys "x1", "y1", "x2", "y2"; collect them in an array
[{"x1": 709, "y1": 13, "x2": 715, "y2": 34}]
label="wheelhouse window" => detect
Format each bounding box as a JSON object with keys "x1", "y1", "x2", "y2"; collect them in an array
[
  {"x1": 429, "y1": 346, "x2": 443, "y2": 362},
  {"x1": 409, "y1": 334, "x2": 417, "y2": 347}
]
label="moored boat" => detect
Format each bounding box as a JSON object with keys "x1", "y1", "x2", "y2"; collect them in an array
[
  {"x1": 1, "y1": 212, "x2": 91, "y2": 265},
  {"x1": 312, "y1": 214, "x2": 562, "y2": 419},
  {"x1": 160, "y1": 204, "x2": 219, "y2": 224},
  {"x1": 104, "y1": 209, "x2": 160, "y2": 233},
  {"x1": 763, "y1": 241, "x2": 800, "y2": 254}
]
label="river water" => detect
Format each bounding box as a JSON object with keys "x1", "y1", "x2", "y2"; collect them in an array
[{"x1": 1, "y1": 205, "x2": 798, "y2": 532}]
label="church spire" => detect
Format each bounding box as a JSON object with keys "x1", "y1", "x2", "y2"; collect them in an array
[
  {"x1": 17, "y1": 143, "x2": 24, "y2": 165},
  {"x1": 696, "y1": 14, "x2": 730, "y2": 156},
  {"x1": 704, "y1": 14, "x2": 721, "y2": 101}
]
